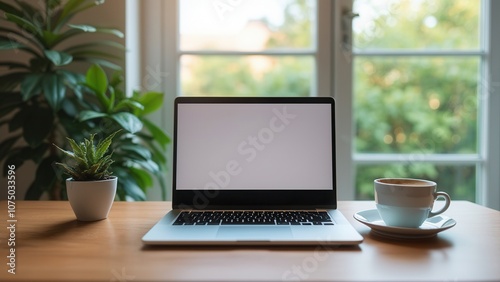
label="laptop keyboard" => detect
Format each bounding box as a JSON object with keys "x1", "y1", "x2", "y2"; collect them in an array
[{"x1": 173, "y1": 211, "x2": 334, "y2": 226}]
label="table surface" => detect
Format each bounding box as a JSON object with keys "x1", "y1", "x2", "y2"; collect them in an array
[{"x1": 1, "y1": 201, "x2": 499, "y2": 282}]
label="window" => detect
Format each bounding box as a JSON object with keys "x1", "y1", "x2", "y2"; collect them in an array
[
  {"x1": 178, "y1": 0, "x2": 318, "y2": 97},
  {"x1": 134, "y1": 0, "x2": 499, "y2": 209},
  {"x1": 351, "y1": 0, "x2": 487, "y2": 203}
]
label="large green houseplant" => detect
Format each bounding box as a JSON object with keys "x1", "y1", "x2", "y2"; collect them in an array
[
  {"x1": 0, "y1": 0, "x2": 169, "y2": 200},
  {"x1": 78, "y1": 64, "x2": 170, "y2": 200}
]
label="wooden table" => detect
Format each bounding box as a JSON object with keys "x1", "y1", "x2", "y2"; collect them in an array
[{"x1": 1, "y1": 201, "x2": 499, "y2": 282}]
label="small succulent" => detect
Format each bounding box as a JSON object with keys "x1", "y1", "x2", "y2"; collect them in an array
[{"x1": 54, "y1": 131, "x2": 120, "y2": 181}]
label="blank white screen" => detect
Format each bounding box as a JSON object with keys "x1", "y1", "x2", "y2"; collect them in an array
[{"x1": 176, "y1": 103, "x2": 333, "y2": 190}]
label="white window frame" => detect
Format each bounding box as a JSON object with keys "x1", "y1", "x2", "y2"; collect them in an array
[
  {"x1": 129, "y1": 0, "x2": 499, "y2": 209},
  {"x1": 340, "y1": 0, "x2": 499, "y2": 209}
]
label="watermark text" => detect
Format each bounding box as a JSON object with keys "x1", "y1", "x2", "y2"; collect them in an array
[{"x1": 6, "y1": 164, "x2": 16, "y2": 275}]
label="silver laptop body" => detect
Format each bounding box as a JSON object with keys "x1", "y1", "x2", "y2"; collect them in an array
[{"x1": 142, "y1": 97, "x2": 363, "y2": 245}]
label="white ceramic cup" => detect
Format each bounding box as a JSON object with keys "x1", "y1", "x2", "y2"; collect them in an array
[{"x1": 374, "y1": 178, "x2": 451, "y2": 228}]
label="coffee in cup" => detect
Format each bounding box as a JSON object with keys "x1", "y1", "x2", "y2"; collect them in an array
[{"x1": 374, "y1": 178, "x2": 451, "y2": 228}]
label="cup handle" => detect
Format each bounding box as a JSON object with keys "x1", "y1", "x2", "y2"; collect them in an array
[{"x1": 429, "y1": 191, "x2": 451, "y2": 218}]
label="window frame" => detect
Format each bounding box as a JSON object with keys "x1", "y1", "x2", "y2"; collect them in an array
[
  {"x1": 343, "y1": 0, "x2": 499, "y2": 209},
  {"x1": 131, "y1": 0, "x2": 499, "y2": 209},
  {"x1": 174, "y1": 1, "x2": 331, "y2": 99}
]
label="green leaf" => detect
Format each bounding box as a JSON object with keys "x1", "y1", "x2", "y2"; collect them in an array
[
  {"x1": 41, "y1": 30, "x2": 61, "y2": 48},
  {"x1": 0, "y1": 27, "x2": 42, "y2": 54},
  {"x1": 110, "y1": 71, "x2": 124, "y2": 88},
  {"x1": 142, "y1": 119, "x2": 170, "y2": 149},
  {"x1": 116, "y1": 175, "x2": 146, "y2": 201},
  {"x1": 95, "y1": 130, "x2": 119, "y2": 159},
  {"x1": 20, "y1": 74, "x2": 43, "y2": 100},
  {"x1": 58, "y1": 110, "x2": 88, "y2": 138},
  {"x1": 68, "y1": 24, "x2": 124, "y2": 38},
  {"x1": 76, "y1": 57, "x2": 122, "y2": 71},
  {"x1": 61, "y1": 99, "x2": 77, "y2": 116},
  {"x1": 0, "y1": 38, "x2": 25, "y2": 50},
  {"x1": 66, "y1": 138, "x2": 85, "y2": 158},
  {"x1": 42, "y1": 73, "x2": 66, "y2": 110},
  {"x1": 78, "y1": 110, "x2": 107, "y2": 121},
  {"x1": 110, "y1": 112, "x2": 143, "y2": 133},
  {"x1": 120, "y1": 145, "x2": 152, "y2": 161},
  {"x1": 69, "y1": 24, "x2": 96, "y2": 32},
  {"x1": 47, "y1": 0, "x2": 62, "y2": 10},
  {"x1": 53, "y1": 144, "x2": 75, "y2": 159},
  {"x1": 50, "y1": 28, "x2": 82, "y2": 46},
  {"x1": 58, "y1": 70, "x2": 85, "y2": 99},
  {"x1": 53, "y1": 141, "x2": 89, "y2": 173},
  {"x1": 85, "y1": 63, "x2": 108, "y2": 95},
  {"x1": 85, "y1": 133, "x2": 96, "y2": 164},
  {"x1": 14, "y1": 1, "x2": 43, "y2": 26},
  {"x1": 57, "y1": 70, "x2": 84, "y2": 84},
  {"x1": 130, "y1": 159, "x2": 159, "y2": 174},
  {"x1": 136, "y1": 92, "x2": 164, "y2": 115},
  {"x1": 0, "y1": 26, "x2": 23, "y2": 36},
  {"x1": 55, "y1": 0, "x2": 87, "y2": 30},
  {"x1": 114, "y1": 100, "x2": 144, "y2": 113},
  {"x1": 54, "y1": 161, "x2": 79, "y2": 180},
  {"x1": 62, "y1": 40, "x2": 126, "y2": 54},
  {"x1": 60, "y1": 0, "x2": 86, "y2": 15},
  {"x1": 4, "y1": 12, "x2": 41, "y2": 37},
  {"x1": 0, "y1": 1, "x2": 23, "y2": 16},
  {"x1": 142, "y1": 139, "x2": 167, "y2": 166},
  {"x1": 128, "y1": 167, "x2": 153, "y2": 190},
  {"x1": 108, "y1": 87, "x2": 116, "y2": 112},
  {"x1": 94, "y1": 154, "x2": 114, "y2": 178},
  {"x1": 23, "y1": 106, "x2": 54, "y2": 147},
  {"x1": 44, "y1": 50, "x2": 73, "y2": 66}
]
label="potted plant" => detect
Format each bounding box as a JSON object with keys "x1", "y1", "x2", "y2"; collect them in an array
[{"x1": 54, "y1": 130, "x2": 119, "y2": 221}]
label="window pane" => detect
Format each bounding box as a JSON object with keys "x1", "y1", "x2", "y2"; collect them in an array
[
  {"x1": 179, "y1": 0, "x2": 316, "y2": 51},
  {"x1": 354, "y1": 57, "x2": 479, "y2": 154},
  {"x1": 355, "y1": 164, "x2": 476, "y2": 202},
  {"x1": 181, "y1": 55, "x2": 314, "y2": 96},
  {"x1": 353, "y1": 0, "x2": 480, "y2": 50}
]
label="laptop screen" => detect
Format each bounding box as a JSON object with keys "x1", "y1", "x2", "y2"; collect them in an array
[{"x1": 173, "y1": 97, "x2": 337, "y2": 209}]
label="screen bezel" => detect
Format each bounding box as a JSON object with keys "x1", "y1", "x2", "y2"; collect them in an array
[{"x1": 172, "y1": 96, "x2": 337, "y2": 210}]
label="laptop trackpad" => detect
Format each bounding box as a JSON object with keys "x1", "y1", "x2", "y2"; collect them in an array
[{"x1": 216, "y1": 226, "x2": 293, "y2": 240}]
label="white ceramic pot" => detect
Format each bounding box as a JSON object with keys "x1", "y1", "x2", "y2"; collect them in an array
[{"x1": 66, "y1": 176, "x2": 117, "y2": 221}]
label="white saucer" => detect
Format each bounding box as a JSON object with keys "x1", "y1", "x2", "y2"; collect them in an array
[{"x1": 353, "y1": 209, "x2": 456, "y2": 239}]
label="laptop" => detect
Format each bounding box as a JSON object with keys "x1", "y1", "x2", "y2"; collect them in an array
[{"x1": 142, "y1": 96, "x2": 363, "y2": 245}]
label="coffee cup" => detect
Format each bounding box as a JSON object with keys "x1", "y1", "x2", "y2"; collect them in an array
[{"x1": 374, "y1": 178, "x2": 451, "y2": 228}]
